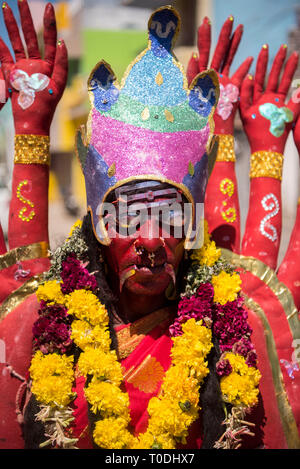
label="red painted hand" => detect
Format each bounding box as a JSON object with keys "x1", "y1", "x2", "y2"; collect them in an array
[
  {"x1": 0, "y1": 0, "x2": 68, "y2": 136},
  {"x1": 240, "y1": 44, "x2": 299, "y2": 153},
  {"x1": 187, "y1": 16, "x2": 253, "y2": 135}
]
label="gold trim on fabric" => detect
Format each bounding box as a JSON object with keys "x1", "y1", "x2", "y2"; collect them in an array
[
  {"x1": 215, "y1": 134, "x2": 235, "y2": 162},
  {"x1": 0, "y1": 274, "x2": 45, "y2": 321},
  {"x1": 249, "y1": 151, "x2": 284, "y2": 180},
  {"x1": 220, "y1": 249, "x2": 300, "y2": 343},
  {"x1": 116, "y1": 307, "x2": 172, "y2": 360},
  {"x1": 243, "y1": 295, "x2": 300, "y2": 449},
  {"x1": 124, "y1": 354, "x2": 165, "y2": 393},
  {"x1": 0, "y1": 242, "x2": 49, "y2": 271},
  {"x1": 14, "y1": 135, "x2": 50, "y2": 165}
]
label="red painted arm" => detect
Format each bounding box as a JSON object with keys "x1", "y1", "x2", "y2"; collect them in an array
[
  {"x1": 240, "y1": 45, "x2": 299, "y2": 269},
  {"x1": 277, "y1": 116, "x2": 300, "y2": 309},
  {"x1": 187, "y1": 17, "x2": 252, "y2": 252},
  {"x1": 0, "y1": 1, "x2": 68, "y2": 250}
]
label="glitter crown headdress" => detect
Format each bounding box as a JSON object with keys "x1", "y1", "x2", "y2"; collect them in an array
[{"x1": 76, "y1": 5, "x2": 219, "y2": 247}]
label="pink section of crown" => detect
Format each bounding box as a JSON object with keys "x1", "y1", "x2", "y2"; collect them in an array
[{"x1": 90, "y1": 110, "x2": 210, "y2": 184}]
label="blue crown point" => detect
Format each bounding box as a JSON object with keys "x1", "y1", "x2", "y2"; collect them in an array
[
  {"x1": 88, "y1": 61, "x2": 119, "y2": 112},
  {"x1": 189, "y1": 71, "x2": 219, "y2": 117},
  {"x1": 148, "y1": 7, "x2": 180, "y2": 57}
]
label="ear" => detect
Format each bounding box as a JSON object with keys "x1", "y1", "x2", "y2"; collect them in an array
[
  {"x1": 189, "y1": 69, "x2": 219, "y2": 118},
  {"x1": 87, "y1": 60, "x2": 119, "y2": 112}
]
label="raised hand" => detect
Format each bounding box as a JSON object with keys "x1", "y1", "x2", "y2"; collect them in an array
[
  {"x1": 240, "y1": 44, "x2": 299, "y2": 153},
  {"x1": 187, "y1": 17, "x2": 252, "y2": 253},
  {"x1": 0, "y1": 1, "x2": 68, "y2": 250},
  {"x1": 0, "y1": 0, "x2": 68, "y2": 136},
  {"x1": 240, "y1": 46, "x2": 299, "y2": 269},
  {"x1": 187, "y1": 16, "x2": 253, "y2": 135}
]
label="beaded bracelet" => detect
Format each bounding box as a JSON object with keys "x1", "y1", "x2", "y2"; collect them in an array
[
  {"x1": 215, "y1": 134, "x2": 235, "y2": 162},
  {"x1": 249, "y1": 151, "x2": 284, "y2": 180},
  {"x1": 14, "y1": 134, "x2": 50, "y2": 165}
]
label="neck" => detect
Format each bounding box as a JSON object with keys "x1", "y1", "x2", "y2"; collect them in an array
[{"x1": 117, "y1": 288, "x2": 169, "y2": 324}]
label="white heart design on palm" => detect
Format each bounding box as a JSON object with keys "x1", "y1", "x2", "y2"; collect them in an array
[
  {"x1": 10, "y1": 69, "x2": 50, "y2": 109},
  {"x1": 217, "y1": 83, "x2": 239, "y2": 120}
]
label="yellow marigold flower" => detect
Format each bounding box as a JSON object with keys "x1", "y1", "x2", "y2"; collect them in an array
[
  {"x1": 131, "y1": 432, "x2": 176, "y2": 449},
  {"x1": 211, "y1": 270, "x2": 241, "y2": 304},
  {"x1": 29, "y1": 351, "x2": 75, "y2": 407},
  {"x1": 66, "y1": 289, "x2": 109, "y2": 326},
  {"x1": 190, "y1": 240, "x2": 221, "y2": 266},
  {"x1": 220, "y1": 371, "x2": 261, "y2": 407},
  {"x1": 93, "y1": 417, "x2": 134, "y2": 449},
  {"x1": 161, "y1": 364, "x2": 199, "y2": 407},
  {"x1": 36, "y1": 280, "x2": 65, "y2": 305},
  {"x1": 220, "y1": 353, "x2": 261, "y2": 407},
  {"x1": 223, "y1": 352, "x2": 250, "y2": 375},
  {"x1": 171, "y1": 319, "x2": 212, "y2": 382},
  {"x1": 147, "y1": 396, "x2": 198, "y2": 441},
  {"x1": 71, "y1": 319, "x2": 111, "y2": 351},
  {"x1": 77, "y1": 347, "x2": 123, "y2": 385},
  {"x1": 68, "y1": 219, "x2": 82, "y2": 238},
  {"x1": 85, "y1": 378, "x2": 130, "y2": 418}
]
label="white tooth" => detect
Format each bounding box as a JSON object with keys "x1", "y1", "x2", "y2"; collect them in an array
[{"x1": 119, "y1": 265, "x2": 137, "y2": 292}]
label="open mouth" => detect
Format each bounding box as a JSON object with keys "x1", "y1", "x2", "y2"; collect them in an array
[
  {"x1": 119, "y1": 262, "x2": 176, "y2": 291},
  {"x1": 136, "y1": 264, "x2": 165, "y2": 275}
]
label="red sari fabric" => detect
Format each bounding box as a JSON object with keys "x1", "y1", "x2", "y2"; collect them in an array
[{"x1": 71, "y1": 307, "x2": 203, "y2": 449}]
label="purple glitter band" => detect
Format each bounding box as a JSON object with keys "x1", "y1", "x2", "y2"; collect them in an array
[{"x1": 90, "y1": 111, "x2": 210, "y2": 184}]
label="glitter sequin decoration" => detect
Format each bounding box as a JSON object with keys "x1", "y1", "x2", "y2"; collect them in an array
[
  {"x1": 14, "y1": 134, "x2": 50, "y2": 165},
  {"x1": 16, "y1": 180, "x2": 36, "y2": 222},
  {"x1": 259, "y1": 193, "x2": 279, "y2": 242},
  {"x1": 250, "y1": 151, "x2": 284, "y2": 180},
  {"x1": 83, "y1": 6, "x2": 219, "y2": 246},
  {"x1": 259, "y1": 103, "x2": 293, "y2": 137},
  {"x1": 216, "y1": 135, "x2": 235, "y2": 162}
]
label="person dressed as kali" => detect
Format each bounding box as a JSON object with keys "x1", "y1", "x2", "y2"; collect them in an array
[{"x1": 0, "y1": 1, "x2": 300, "y2": 450}]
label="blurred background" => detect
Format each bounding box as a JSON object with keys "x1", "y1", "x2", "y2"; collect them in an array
[{"x1": 0, "y1": 0, "x2": 299, "y2": 263}]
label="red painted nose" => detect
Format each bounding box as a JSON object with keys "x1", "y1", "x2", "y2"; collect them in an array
[{"x1": 135, "y1": 218, "x2": 165, "y2": 252}]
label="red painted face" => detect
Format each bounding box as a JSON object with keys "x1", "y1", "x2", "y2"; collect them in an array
[{"x1": 102, "y1": 182, "x2": 186, "y2": 296}]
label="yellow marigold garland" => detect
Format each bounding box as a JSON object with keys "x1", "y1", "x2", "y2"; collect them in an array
[
  {"x1": 29, "y1": 219, "x2": 261, "y2": 449},
  {"x1": 29, "y1": 351, "x2": 75, "y2": 407},
  {"x1": 211, "y1": 270, "x2": 242, "y2": 305},
  {"x1": 36, "y1": 280, "x2": 65, "y2": 305},
  {"x1": 220, "y1": 353, "x2": 261, "y2": 407}
]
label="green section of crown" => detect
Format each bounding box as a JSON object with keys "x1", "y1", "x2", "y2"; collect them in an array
[{"x1": 101, "y1": 94, "x2": 207, "y2": 132}]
